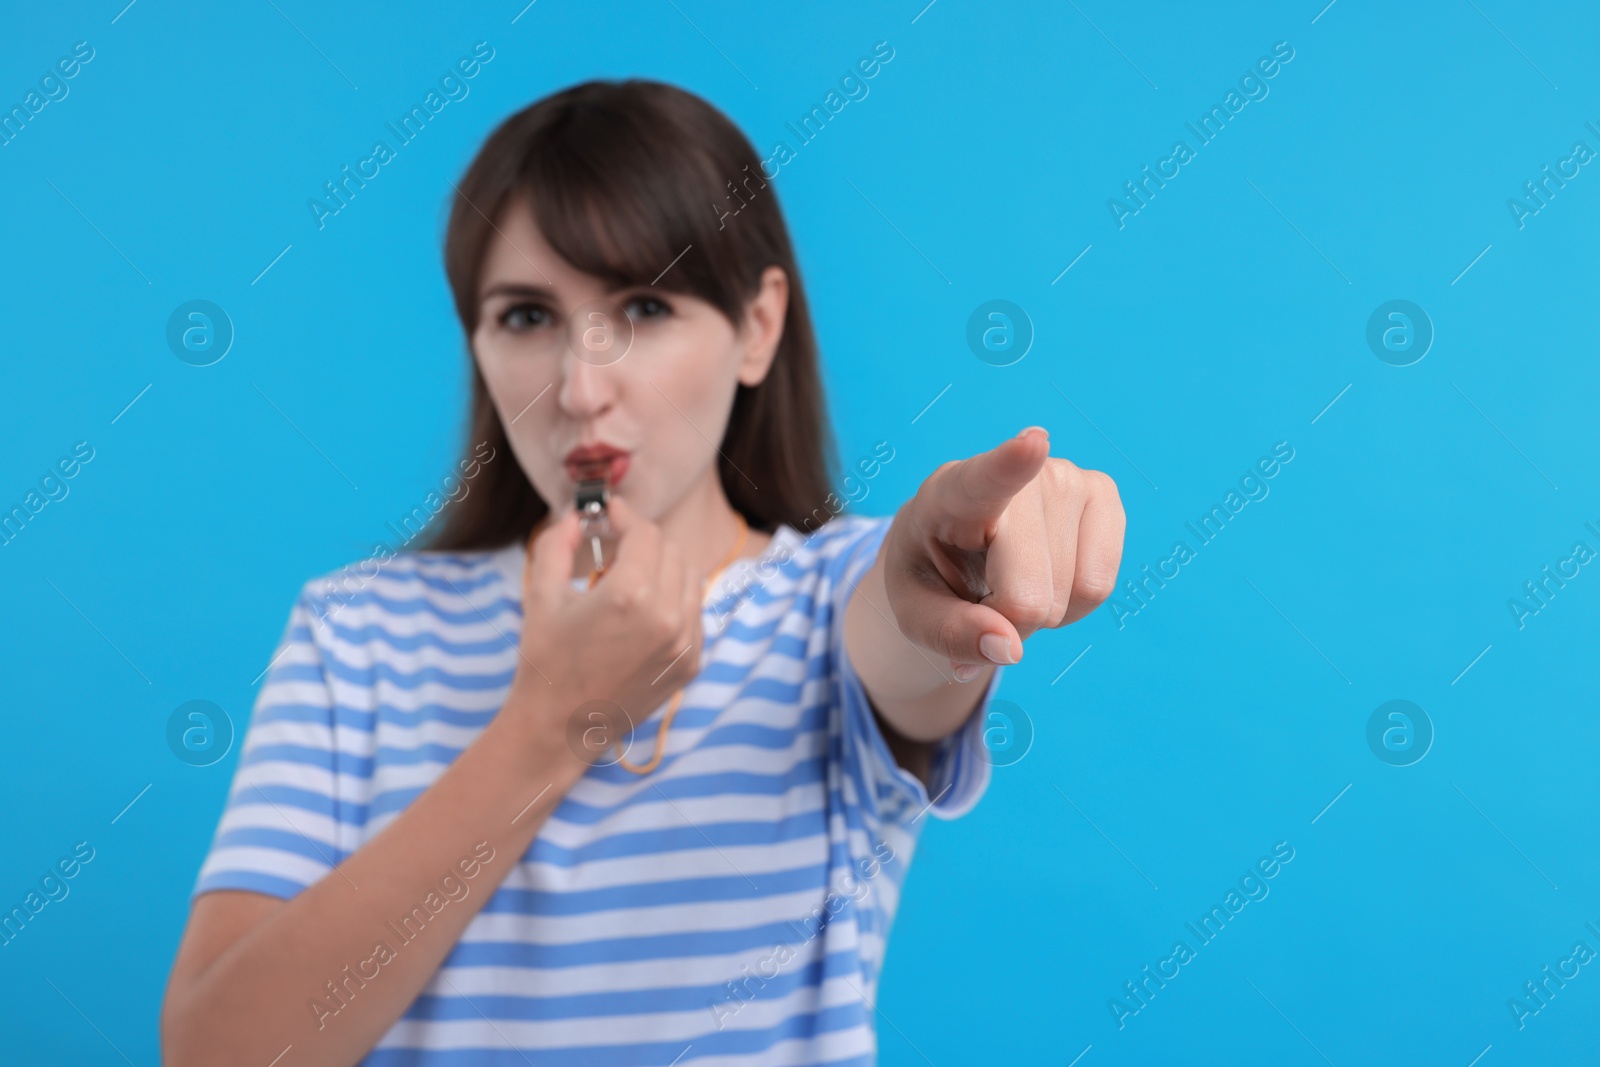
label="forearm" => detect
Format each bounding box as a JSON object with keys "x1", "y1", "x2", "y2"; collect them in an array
[
  {"x1": 844, "y1": 546, "x2": 994, "y2": 744},
  {"x1": 163, "y1": 695, "x2": 588, "y2": 1067}
]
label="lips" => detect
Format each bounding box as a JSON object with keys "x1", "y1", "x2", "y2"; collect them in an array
[{"x1": 563, "y1": 444, "x2": 630, "y2": 486}]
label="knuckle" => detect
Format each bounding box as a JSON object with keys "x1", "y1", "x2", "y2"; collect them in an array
[
  {"x1": 996, "y1": 585, "x2": 1053, "y2": 629},
  {"x1": 1050, "y1": 460, "x2": 1084, "y2": 494},
  {"x1": 660, "y1": 605, "x2": 685, "y2": 639},
  {"x1": 1075, "y1": 571, "x2": 1117, "y2": 604},
  {"x1": 649, "y1": 601, "x2": 678, "y2": 638},
  {"x1": 934, "y1": 616, "x2": 963, "y2": 660}
]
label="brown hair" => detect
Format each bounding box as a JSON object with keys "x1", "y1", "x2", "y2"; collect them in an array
[{"x1": 427, "y1": 79, "x2": 836, "y2": 551}]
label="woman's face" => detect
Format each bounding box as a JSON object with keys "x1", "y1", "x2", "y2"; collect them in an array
[{"x1": 471, "y1": 195, "x2": 788, "y2": 526}]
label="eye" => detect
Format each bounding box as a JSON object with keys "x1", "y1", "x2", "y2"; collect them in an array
[
  {"x1": 624, "y1": 295, "x2": 672, "y2": 322},
  {"x1": 498, "y1": 301, "x2": 553, "y2": 332}
]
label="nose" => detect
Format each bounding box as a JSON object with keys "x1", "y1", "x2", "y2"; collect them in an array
[{"x1": 556, "y1": 341, "x2": 619, "y2": 419}]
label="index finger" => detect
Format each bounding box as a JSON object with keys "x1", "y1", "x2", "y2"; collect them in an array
[{"x1": 922, "y1": 426, "x2": 1051, "y2": 548}]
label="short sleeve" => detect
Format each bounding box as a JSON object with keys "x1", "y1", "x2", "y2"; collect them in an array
[
  {"x1": 827, "y1": 517, "x2": 1002, "y2": 826},
  {"x1": 191, "y1": 584, "x2": 348, "y2": 901}
]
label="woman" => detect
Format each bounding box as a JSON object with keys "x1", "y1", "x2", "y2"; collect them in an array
[{"x1": 161, "y1": 79, "x2": 1124, "y2": 1066}]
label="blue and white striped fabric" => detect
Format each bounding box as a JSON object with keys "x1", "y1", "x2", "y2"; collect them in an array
[{"x1": 194, "y1": 513, "x2": 999, "y2": 1065}]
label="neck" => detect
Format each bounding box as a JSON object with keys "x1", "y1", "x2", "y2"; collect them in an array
[{"x1": 569, "y1": 468, "x2": 771, "y2": 582}]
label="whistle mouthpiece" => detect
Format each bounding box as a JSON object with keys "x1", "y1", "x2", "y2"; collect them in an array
[{"x1": 573, "y1": 459, "x2": 611, "y2": 575}]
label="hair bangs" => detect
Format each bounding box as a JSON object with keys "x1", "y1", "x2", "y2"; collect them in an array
[{"x1": 520, "y1": 107, "x2": 740, "y2": 316}]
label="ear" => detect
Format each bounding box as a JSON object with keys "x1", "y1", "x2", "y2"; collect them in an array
[{"x1": 735, "y1": 266, "x2": 789, "y2": 387}]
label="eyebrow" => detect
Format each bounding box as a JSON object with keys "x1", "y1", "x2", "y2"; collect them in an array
[
  {"x1": 479, "y1": 281, "x2": 558, "y2": 304},
  {"x1": 478, "y1": 280, "x2": 658, "y2": 304}
]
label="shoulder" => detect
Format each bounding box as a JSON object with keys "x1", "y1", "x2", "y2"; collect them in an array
[
  {"x1": 706, "y1": 514, "x2": 892, "y2": 621},
  {"x1": 292, "y1": 545, "x2": 516, "y2": 632},
  {"x1": 753, "y1": 513, "x2": 892, "y2": 600},
  {"x1": 747, "y1": 514, "x2": 891, "y2": 588},
  {"x1": 807, "y1": 514, "x2": 893, "y2": 587},
  {"x1": 789, "y1": 513, "x2": 892, "y2": 567}
]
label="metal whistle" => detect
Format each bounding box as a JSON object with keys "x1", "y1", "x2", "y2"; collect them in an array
[{"x1": 574, "y1": 460, "x2": 611, "y2": 577}]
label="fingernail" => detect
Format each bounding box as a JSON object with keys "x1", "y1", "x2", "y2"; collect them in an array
[
  {"x1": 953, "y1": 663, "x2": 982, "y2": 683},
  {"x1": 1017, "y1": 425, "x2": 1049, "y2": 440},
  {"x1": 979, "y1": 633, "x2": 1017, "y2": 665}
]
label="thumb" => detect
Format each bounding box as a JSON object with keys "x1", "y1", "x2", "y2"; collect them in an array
[
  {"x1": 892, "y1": 573, "x2": 1023, "y2": 671},
  {"x1": 526, "y1": 509, "x2": 582, "y2": 599}
]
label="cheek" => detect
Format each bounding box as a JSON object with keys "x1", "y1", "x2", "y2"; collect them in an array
[
  {"x1": 667, "y1": 351, "x2": 740, "y2": 419},
  {"x1": 474, "y1": 330, "x2": 550, "y2": 397},
  {"x1": 501, "y1": 409, "x2": 562, "y2": 503},
  {"x1": 631, "y1": 328, "x2": 743, "y2": 494},
  {"x1": 657, "y1": 315, "x2": 744, "y2": 417},
  {"x1": 478, "y1": 322, "x2": 568, "y2": 397},
  {"x1": 473, "y1": 343, "x2": 563, "y2": 497}
]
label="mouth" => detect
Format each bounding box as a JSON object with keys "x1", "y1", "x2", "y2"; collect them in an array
[{"x1": 563, "y1": 444, "x2": 630, "y2": 487}]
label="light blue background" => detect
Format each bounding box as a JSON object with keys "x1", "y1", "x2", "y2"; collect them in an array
[{"x1": 3, "y1": 1, "x2": 1598, "y2": 1063}]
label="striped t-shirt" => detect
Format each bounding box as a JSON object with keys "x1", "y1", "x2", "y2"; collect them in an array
[{"x1": 195, "y1": 513, "x2": 1000, "y2": 1065}]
